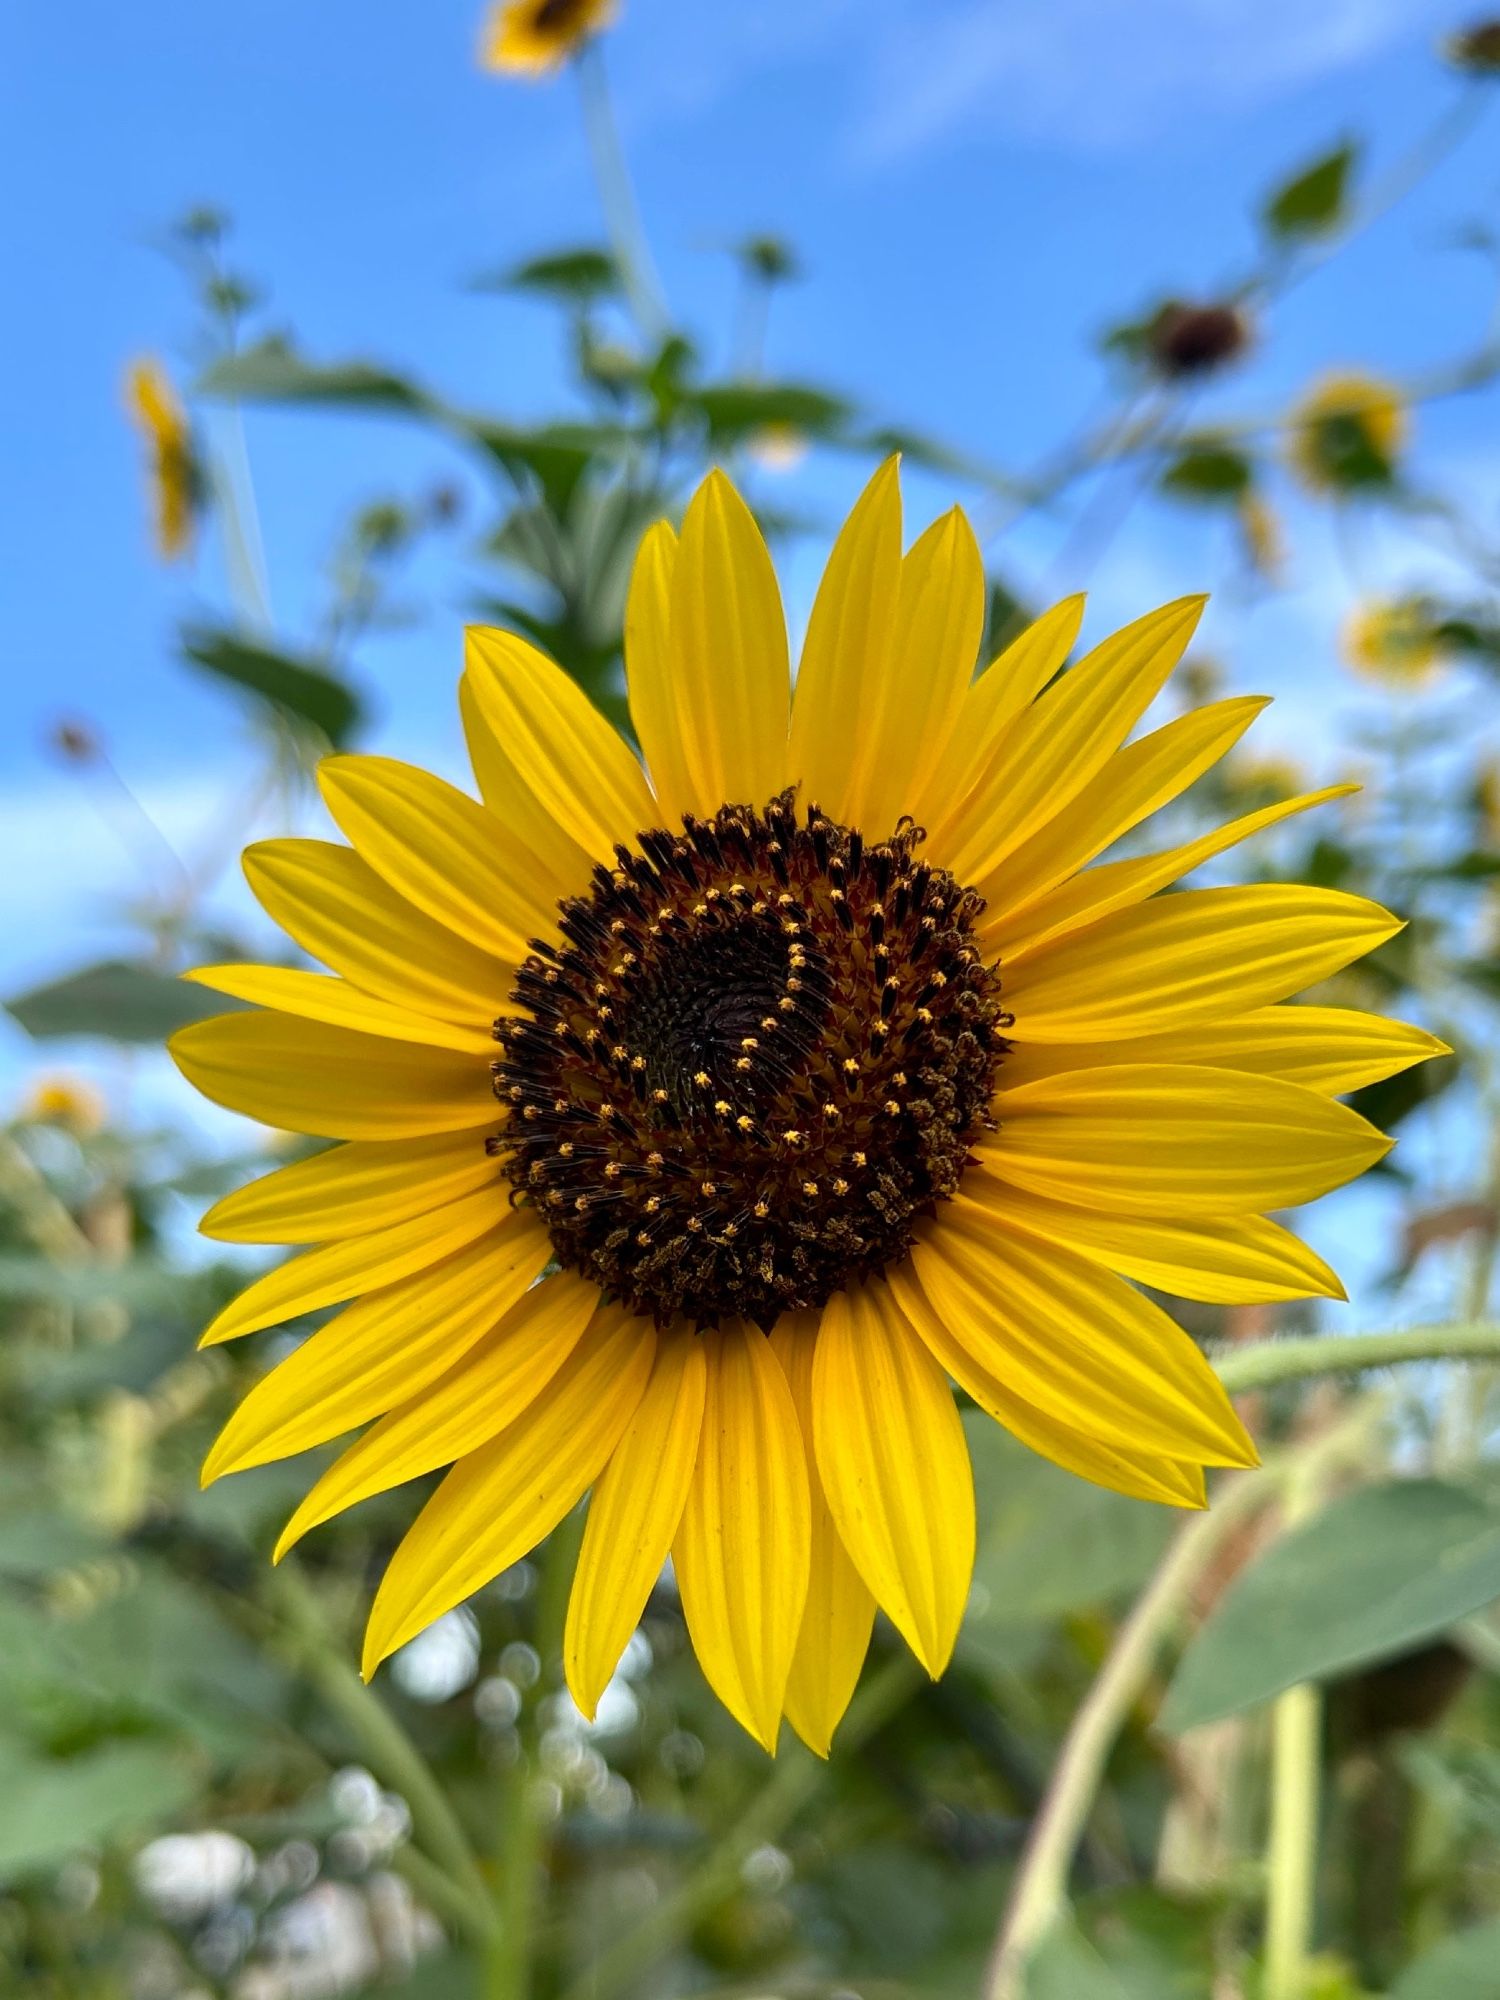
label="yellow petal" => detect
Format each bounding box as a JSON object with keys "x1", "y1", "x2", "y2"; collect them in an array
[
  {"x1": 184, "y1": 966, "x2": 495, "y2": 1056},
  {"x1": 813, "y1": 1282, "x2": 974, "y2": 1678},
  {"x1": 846, "y1": 506, "x2": 985, "y2": 833},
  {"x1": 1004, "y1": 885, "x2": 1401, "y2": 1044},
  {"x1": 911, "y1": 1211, "x2": 1258, "y2": 1469},
  {"x1": 201, "y1": 1131, "x2": 503, "y2": 1245},
  {"x1": 641, "y1": 474, "x2": 790, "y2": 819},
  {"x1": 168, "y1": 1011, "x2": 495, "y2": 1140},
  {"x1": 464, "y1": 627, "x2": 656, "y2": 866},
  {"x1": 787, "y1": 458, "x2": 903, "y2": 825},
  {"x1": 942, "y1": 597, "x2": 1205, "y2": 884},
  {"x1": 459, "y1": 673, "x2": 593, "y2": 908},
  {"x1": 198, "y1": 1179, "x2": 514, "y2": 1346},
  {"x1": 922, "y1": 595, "x2": 1085, "y2": 850},
  {"x1": 960, "y1": 1180, "x2": 1345, "y2": 1305},
  {"x1": 362, "y1": 1303, "x2": 656, "y2": 1677},
  {"x1": 317, "y1": 755, "x2": 536, "y2": 964},
  {"x1": 994, "y1": 787, "x2": 1359, "y2": 963},
  {"x1": 769, "y1": 1312, "x2": 876, "y2": 1757},
  {"x1": 985, "y1": 1062, "x2": 1390, "y2": 1216},
  {"x1": 979, "y1": 695, "x2": 1268, "y2": 923},
  {"x1": 997, "y1": 1005, "x2": 1449, "y2": 1098},
  {"x1": 623, "y1": 519, "x2": 687, "y2": 814},
  {"x1": 888, "y1": 1263, "x2": 1206, "y2": 1509},
  {"x1": 564, "y1": 1330, "x2": 707, "y2": 1720},
  {"x1": 244, "y1": 838, "x2": 512, "y2": 1028},
  {"x1": 275, "y1": 1270, "x2": 601, "y2": 1559},
  {"x1": 201, "y1": 1212, "x2": 551, "y2": 1482},
  {"x1": 673, "y1": 1322, "x2": 811, "y2": 1753}
]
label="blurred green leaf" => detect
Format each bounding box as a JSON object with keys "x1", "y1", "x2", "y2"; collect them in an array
[
  {"x1": 4, "y1": 959, "x2": 238, "y2": 1044},
  {"x1": 197, "y1": 337, "x2": 426, "y2": 410},
  {"x1": 476, "y1": 246, "x2": 620, "y2": 302},
  {"x1": 1263, "y1": 142, "x2": 1356, "y2": 239},
  {"x1": 1389, "y1": 1916, "x2": 1500, "y2": 1998},
  {"x1": 1159, "y1": 443, "x2": 1253, "y2": 500},
  {"x1": 690, "y1": 381, "x2": 851, "y2": 447},
  {"x1": 0, "y1": 1740, "x2": 197, "y2": 1880},
  {"x1": 182, "y1": 623, "x2": 365, "y2": 746},
  {"x1": 1160, "y1": 1480, "x2": 1500, "y2": 1732}
]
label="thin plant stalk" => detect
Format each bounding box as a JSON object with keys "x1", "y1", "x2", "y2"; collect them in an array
[
  {"x1": 1262, "y1": 1460, "x2": 1325, "y2": 2000},
  {"x1": 574, "y1": 38, "x2": 669, "y2": 342}
]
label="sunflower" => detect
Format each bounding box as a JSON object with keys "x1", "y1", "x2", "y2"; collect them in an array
[
  {"x1": 1341, "y1": 597, "x2": 1447, "y2": 691},
  {"x1": 479, "y1": 0, "x2": 614, "y2": 75},
  {"x1": 1287, "y1": 369, "x2": 1408, "y2": 494},
  {"x1": 123, "y1": 357, "x2": 198, "y2": 561},
  {"x1": 171, "y1": 462, "x2": 1444, "y2": 1753}
]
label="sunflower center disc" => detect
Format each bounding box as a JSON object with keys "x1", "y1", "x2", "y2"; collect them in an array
[{"x1": 492, "y1": 791, "x2": 1009, "y2": 1329}]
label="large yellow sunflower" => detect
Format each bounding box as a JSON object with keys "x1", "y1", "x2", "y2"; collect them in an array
[{"x1": 171, "y1": 462, "x2": 1444, "y2": 1753}]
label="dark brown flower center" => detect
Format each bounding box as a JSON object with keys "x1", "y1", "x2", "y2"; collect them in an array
[{"x1": 491, "y1": 792, "x2": 1009, "y2": 1329}]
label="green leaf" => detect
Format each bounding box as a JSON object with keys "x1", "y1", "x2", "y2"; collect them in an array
[
  {"x1": 1263, "y1": 142, "x2": 1356, "y2": 239},
  {"x1": 3, "y1": 960, "x2": 240, "y2": 1044},
  {"x1": 181, "y1": 624, "x2": 365, "y2": 746},
  {"x1": 1389, "y1": 1917, "x2": 1500, "y2": 1999},
  {"x1": 1160, "y1": 1480, "x2": 1500, "y2": 1732},
  {"x1": 476, "y1": 246, "x2": 620, "y2": 302},
  {"x1": 196, "y1": 337, "x2": 426, "y2": 411},
  {"x1": 1159, "y1": 444, "x2": 1253, "y2": 501},
  {"x1": 689, "y1": 381, "x2": 852, "y2": 447},
  {"x1": 0, "y1": 1740, "x2": 197, "y2": 1880}
]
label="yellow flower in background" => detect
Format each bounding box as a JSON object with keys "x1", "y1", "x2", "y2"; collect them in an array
[
  {"x1": 747, "y1": 424, "x2": 810, "y2": 474},
  {"x1": 1287, "y1": 369, "x2": 1408, "y2": 494},
  {"x1": 1341, "y1": 597, "x2": 1447, "y2": 690},
  {"x1": 124, "y1": 358, "x2": 197, "y2": 561},
  {"x1": 480, "y1": 0, "x2": 615, "y2": 75},
  {"x1": 22, "y1": 1075, "x2": 106, "y2": 1137},
  {"x1": 170, "y1": 461, "x2": 1444, "y2": 1753}
]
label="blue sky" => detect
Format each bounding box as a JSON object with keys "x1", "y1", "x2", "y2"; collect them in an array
[{"x1": 2, "y1": 0, "x2": 1495, "y2": 1311}]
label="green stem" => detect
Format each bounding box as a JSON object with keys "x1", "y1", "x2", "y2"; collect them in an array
[
  {"x1": 486, "y1": 1514, "x2": 582, "y2": 2000},
  {"x1": 983, "y1": 1474, "x2": 1267, "y2": 2000},
  {"x1": 558, "y1": 1650, "x2": 920, "y2": 2000},
  {"x1": 1263, "y1": 1464, "x2": 1324, "y2": 2000},
  {"x1": 1212, "y1": 1320, "x2": 1500, "y2": 1395},
  {"x1": 266, "y1": 1565, "x2": 495, "y2": 1937},
  {"x1": 574, "y1": 40, "x2": 669, "y2": 342}
]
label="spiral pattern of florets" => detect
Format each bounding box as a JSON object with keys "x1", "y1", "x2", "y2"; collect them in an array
[{"x1": 491, "y1": 791, "x2": 1009, "y2": 1329}]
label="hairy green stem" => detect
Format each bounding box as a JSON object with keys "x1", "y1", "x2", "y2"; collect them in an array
[
  {"x1": 1263, "y1": 1462, "x2": 1324, "y2": 2000},
  {"x1": 1213, "y1": 1320, "x2": 1500, "y2": 1395}
]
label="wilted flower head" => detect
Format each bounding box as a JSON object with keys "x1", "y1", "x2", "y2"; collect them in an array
[
  {"x1": 1444, "y1": 18, "x2": 1500, "y2": 72},
  {"x1": 479, "y1": 0, "x2": 615, "y2": 75},
  {"x1": 123, "y1": 357, "x2": 199, "y2": 561},
  {"x1": 1147, "y1": 300, "x2": 1252, "y2": 379},
  {"x1": 1341, "y1": 597, "x2": 1447, "y2": 689},
  {"x1": 1288, "y1": 370, "x2": 1408, "y2": 494}
]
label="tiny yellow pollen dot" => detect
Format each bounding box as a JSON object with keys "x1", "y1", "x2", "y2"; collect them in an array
[
  {"x1": 852, "y1": 1150, "x2": 868, "y2": 1168},
  {"x1": 754, "y1": 1200, "x2": 770, "y2": 1219},
  {"x1": 700, "y1": 1181, "x2": 717, "y2": 1198},
  {"x1": 646, "y1": 1151, "x2": 664, "y2": 1169},
  {"x1": 693, "y1": 1070, "x2": 711, "y2": 1089},
  {"x1": 714, "y1": 1099, "x2": 732, "y2": 1116},
  {"x1": 802, "y1": 1180, "x2": 818, "y2": 1198},
  {"x1": 833, "y1": 1177, "x2": 850, "y2": 1196},
  {"x1": 741, "y1": 1037, "x2": 759, "y2": 1051}
]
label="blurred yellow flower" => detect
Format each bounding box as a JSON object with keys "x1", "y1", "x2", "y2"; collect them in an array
[
  {"x1": 22, "y1": 1075, "x2": 106, "y2": 1137},
  {"x1": 1229, "y1": 750, "x2": 1310, "y2": 799},
  {"x1": 1341, "y1": 598, "x2": 1447, "y2": 690},
  {"x1": 479, "y1": 0, "x2": 615, "y2": 74},
  {"x1": 124, "y1": 357, "x2": 197, "y2": 561},
  {"x1": 1287, "y1": 370, "x2": 1408, "y2": 494},
  {"x1": 1237, "y1": 491, "x2": 1285, "y2": 581},
  {"x1": 747, "y1": 423, "x2": 809, "y2": 474}
]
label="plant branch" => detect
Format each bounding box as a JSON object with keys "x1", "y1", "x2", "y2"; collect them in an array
[{"x1": 1212, "y1": 1320, "x2": 1500, "y2": 1394}]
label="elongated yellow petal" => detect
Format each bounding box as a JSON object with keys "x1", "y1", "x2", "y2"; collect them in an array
[
  {"x1": 244, "y1": 839, "x2": 512, "y2": 1028},
  {"x1": 994, "y1": 787, "x2": 1359, "y2": 962},
  {"x1": 640, "y1": 474, "x2": 790, "y2": 819},
  {"x1": 184, "y1": 966, "x2": 494, "y2": 1056},
  {"x1": 985, "y1": 1063, "x2": 1390, "y2": 1216},
  {"x1": 168, "y1": 1012, "x2": 495, "y2": 1140},
  {"x1": 201, "y1": 1213, "x2": 550, "y2": 1482},
  {"x1": 912, "y1": 1211, "x2": 1257, "y2": 1468},
  {"x1": 459, "y1": 673, "x2": 594, "y2": 905},
  {"x1": 464, "y1": 627, "x2": 656, "y2": 865},
  {"x1": 623, "y1": 520, "x2": 688, "y2": 815},
  {"x1": 943, "y1": 597, "x2": 1205, "y2": 884},
  {"x1": 1005, "y1": 885, "x2": 1401, "y2": 1043},
  {"x1": 888, "y1": 1263, "x2": 1206, "y2": 1509},
  {"x1": 201, "y1": 1131, "x2": 503, "y2": 1245},
  {"x1": 769, "y1": 1312, "x2": 876, "y2": 1757},
  {"x1": 362, "y1": 1304, "x2": 656, "y2": 1677},
  {"x1": 922, "y1": 595, "x2": 1085, "y2": 850},
  {"x1": 996, "y1": 1005, "x2": 1449, "y2": 1098},
  {"x1": 673, "y1": 1323, "x2": 811, "y2": 1753},
  {"x1": 787, "y1": 458, "x2": 903, "y2": 825},
  {"x1": 275, "y1": 1270, "x2": 600, "y2": 1559},
  {"x1": 813, "y1": 1282, "x2": 974, "y2": 1678},
  {"x1": 846, "y1": 507, "x2": 985, "y2": 833},
  {"x1": 198, "y1": 1180, "x2": 515, "y2": 1346},
  {"x1": 960, "y1": 1180, "x2": 1345, "y2": 1304},
  {"x1": 564, "y1": 1331, "x2": 706, "y2": 1720},
  {"x1": 978, "y1": 696, "x2": 1268, "y2": 922},
  {"x1": 317, "y1": 756, "x2": 535, "y2": 964}
]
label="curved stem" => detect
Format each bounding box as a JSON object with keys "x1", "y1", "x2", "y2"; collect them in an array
[
  {"x1": 1212, "y1": 1320, "x2": 1500, "y2": 1394},
  {"x1": 574, "y1": 40, "x2": 669, "y2": 342}
]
